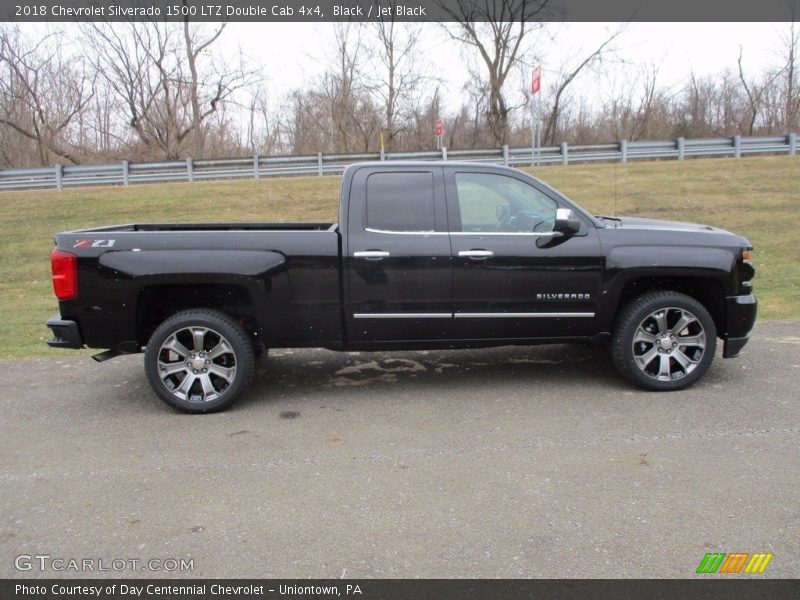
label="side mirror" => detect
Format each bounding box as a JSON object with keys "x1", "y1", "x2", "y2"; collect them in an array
[{"x1": 554, "y1": 208, "x2": 581, "y2": 235}]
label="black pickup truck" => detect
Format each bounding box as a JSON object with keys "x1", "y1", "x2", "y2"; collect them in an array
[{"x1": 46, "y1": 162, "x2": 756, "y2": 412}]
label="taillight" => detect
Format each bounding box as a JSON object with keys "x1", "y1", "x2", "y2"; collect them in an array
[
  {"x1": 51, "y1": 249, "x2": 78, "y2": 300},
  {"x1": 739, "y1": 247, "x2": 755, "y2": 293}
]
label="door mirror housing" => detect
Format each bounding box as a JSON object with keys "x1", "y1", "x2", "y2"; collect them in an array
[{"x1": 554, "y1": 208, "x2": 581, "y2": 235}]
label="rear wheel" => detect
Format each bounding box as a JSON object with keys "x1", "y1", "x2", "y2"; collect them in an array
[
  {"x1": 611, "y1": 291, "x2": 716, "y2": 391},
  {"x1": 144, "y1": 309, "x2": 254, "y2": 413}
]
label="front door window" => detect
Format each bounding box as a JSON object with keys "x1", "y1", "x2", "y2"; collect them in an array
[{"x1": 454, "y1": 172, "x2": 558, "y2": 233}]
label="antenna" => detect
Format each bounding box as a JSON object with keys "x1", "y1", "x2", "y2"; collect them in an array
[{"x1": 614, "y1": 155, "x2": 618, "y2": 218}]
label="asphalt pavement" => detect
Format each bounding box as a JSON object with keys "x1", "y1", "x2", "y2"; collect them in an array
[{"x1": 1, "y1": 320, "x2": 798, "y2": 578}]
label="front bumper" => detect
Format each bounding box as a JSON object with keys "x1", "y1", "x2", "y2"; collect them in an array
[
  {"x1": 46, "y1": 316, "x2": 83, "y2": 349},
  {"x1": 722, "y1": 294, "x2": 757, "y2": 358}
]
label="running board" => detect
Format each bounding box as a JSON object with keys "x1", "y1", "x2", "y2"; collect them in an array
[{"x1": 92, "y1": 349, "x2": 123, "y2": 362}]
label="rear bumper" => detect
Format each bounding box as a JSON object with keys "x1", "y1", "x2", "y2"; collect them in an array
[
  {"x1": 46, "y1": 316, "x2": 83, "y2": 349},
  {"x1": 722, "y1": 294, "x2": 757, "y2": 358}
]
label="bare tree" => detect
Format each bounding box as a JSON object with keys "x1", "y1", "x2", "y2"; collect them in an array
[
  {"x1": 737, "y1": 49, "x2": 766, "y2": 135},
  {"x1": 288, "y1": 24, "x2": 384, "y2": 154},
  {"x1": 440, "y1": 0, "x2": 552, "y2": 146},
  {"x1": 0, "y1": 26, "x2": 94, "y2": 165},
  {"x1": 86, "y1": 18, "x2": 259, "y2": 159},
  {"x1": 181, "y1": 16, "x2": 225, "y2": 155},
  {"x1": 245, "y1": 86, "x2": 283, "y2": 155},
  {"x1": 368, "y1": 5, "x2": 427, "y2": 149},
  {"x1": 778, "y1": 18, "x2": 799, "y2": 131},
  {"x1": 542, "y1": 28, "x2": 622, "y2": 144},
  {"x1": 602, "y1": 63, "x2": 669, "y2": 141},
  {"x1": 403, "y1": 87, "x2": 446, "y2": 150},
  {"x1": 329, "y1": 24, "x2": 368, "y2": 152},
  {"x1": 460, "y1": 69, "x2": 491, "y2": 148}
]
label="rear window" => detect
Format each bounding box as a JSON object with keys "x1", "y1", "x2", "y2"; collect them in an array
[{"x1": 365, "y1": 172, "x2": 435, "y2": 232}]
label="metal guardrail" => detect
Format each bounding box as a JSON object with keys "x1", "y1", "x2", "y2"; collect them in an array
[{"x1": 0, "y1": 134, "x2": 796, "y2": 191}]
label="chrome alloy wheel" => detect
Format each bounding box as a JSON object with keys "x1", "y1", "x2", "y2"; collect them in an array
[
  {"x1": 156, "y1": 326, "x2": 237, "y2": 403},
  {"x1": 631, "y1": 307, "x2": 707, "y2": 382}
]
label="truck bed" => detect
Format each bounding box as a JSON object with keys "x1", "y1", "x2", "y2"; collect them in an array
[{"x1": 52, "y1": 222, "x2": 343, "y2": 350}]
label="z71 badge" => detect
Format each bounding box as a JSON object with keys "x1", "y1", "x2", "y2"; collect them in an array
[{"x1": 73, "y1": 239, "x2": 116, "y2": 248}]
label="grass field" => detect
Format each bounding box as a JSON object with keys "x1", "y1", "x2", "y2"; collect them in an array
[{"x1": 1, "y1": 155, "x2": 797, "y2": 358}]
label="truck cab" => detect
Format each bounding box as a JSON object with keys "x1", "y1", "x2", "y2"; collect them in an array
[{"x1": 341, "y1": 163, "x2": 602, "y2": 345}]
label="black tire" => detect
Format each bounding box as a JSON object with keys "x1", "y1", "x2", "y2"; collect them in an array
[
  {"x1": 144, "y1": 309, "x2": 254, "y2": 413},
  {"x1": 611, "y1": 291, "x2": 717, "y2": 391}
]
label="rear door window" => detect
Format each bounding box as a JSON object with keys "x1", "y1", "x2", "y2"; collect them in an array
[{"x1": 365, "y1": 172, "x2": 435, "y2": 232}]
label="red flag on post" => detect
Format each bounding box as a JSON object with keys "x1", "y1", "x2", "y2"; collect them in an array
[{"x1": 531, "y1": 66, "x2": 542, "y2": 95}]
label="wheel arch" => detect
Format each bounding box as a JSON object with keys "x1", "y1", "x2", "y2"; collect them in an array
[
  {"x1": 135, "y1": 281, "x2": 266, "y2": 348},
  {"x1": 608, "y1": 275, "x2": 726, "y2": 338},
  {"x1": 99, "y1": 248, "x2": 286, "y2": 347}
]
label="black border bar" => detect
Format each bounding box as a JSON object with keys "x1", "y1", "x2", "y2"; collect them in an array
[
  {"x1": 3, "y1": 579, "x2": 800, "y2": 600},
  {"x1": 1, "y1": 0, "x2": 799, "y2": 23}
]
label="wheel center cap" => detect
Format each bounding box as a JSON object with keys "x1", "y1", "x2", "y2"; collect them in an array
[
  {"x1": 192, "y1": 357, "x2": 206, "y2": 370},
  {"x1": 659, "y1": 338, "x2": 673, "y2": 351}
]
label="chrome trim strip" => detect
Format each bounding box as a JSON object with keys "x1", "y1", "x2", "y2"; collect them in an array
[
  {"x1": 353, "y1": 250, "x2": 390, "y2": 258},
  {"x1": 353, "y1": 311, "x2": 595, "y2": 319},
  {"x1": 362, "y1": 228, "x2": 559, "y2": 237},
  {"x1": 353, "y1": 313, "x2": 453, "y2": 319},
  {"x1": 364, "y1": 228, "x2": 445, "y2": 235},
  {"x1": 454, "y1": 312, "x2": 595, "y2": 318},
  {"x1": 450, "y1": 231, "x2": 560, "y2": 237}
]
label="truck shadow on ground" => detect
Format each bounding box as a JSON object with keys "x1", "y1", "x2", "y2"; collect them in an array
[
  {"x1": 101, "y1": 340, "x2": 738, "y2": 413},
  {"x1": 241, "y1": 343, "x2": 621, "y2": 407}
]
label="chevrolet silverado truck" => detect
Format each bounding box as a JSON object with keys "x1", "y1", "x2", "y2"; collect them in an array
[{"x1": 46, "y1": 162, "x2": 757, "y2": 412}]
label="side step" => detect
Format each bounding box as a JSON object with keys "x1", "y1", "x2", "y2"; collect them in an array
[{"x1": 92, "y1": 349, "x2": 123, "y2": 363}]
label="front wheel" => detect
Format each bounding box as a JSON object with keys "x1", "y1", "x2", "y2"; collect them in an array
[
  {"x1": 611, "y1": 291, "x2": 717, "y2": 391},
  {"x1": 144, "y1": 309, "x2": 255, "y2": 413}
]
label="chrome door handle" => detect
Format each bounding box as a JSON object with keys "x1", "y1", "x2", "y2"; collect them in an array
[
  {"x1": 354, "y1": 250, "x2": 390, "y2": 260},
  {"x1": 458, "y1": 250, "x2": 494, "y2": 259}
]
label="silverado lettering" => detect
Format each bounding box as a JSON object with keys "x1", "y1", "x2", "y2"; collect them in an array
[
  {"x1": 45, "y1": 162, "x2": 757, "y2": 413},
  {"x1": 537, "y1": 293, "x2": 591, "y2": 300}
]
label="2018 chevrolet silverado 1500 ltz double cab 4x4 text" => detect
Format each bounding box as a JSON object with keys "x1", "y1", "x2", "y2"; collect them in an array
[{"x1": 46, "y1": 162, "x2": 757, "y2": 412}]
